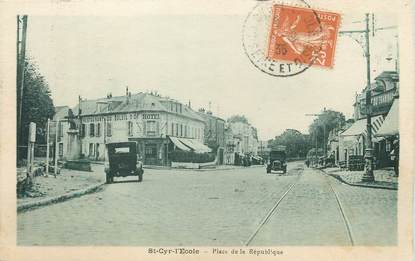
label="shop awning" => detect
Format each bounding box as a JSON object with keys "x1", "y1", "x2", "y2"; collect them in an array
[
  {"x1": 169, "y1": 136, "x2": 191, "y2": 151},
  {"x1": 341, "y1": 115, "x2": 384, "y2": 141},
  {"x1": 376, "y1": 98, "x2": 399, "y2": 137},
  {"x1": 179, "y1": 138, "x2": 212, "y2": 153}
]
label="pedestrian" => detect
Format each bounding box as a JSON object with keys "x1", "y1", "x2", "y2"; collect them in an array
[
  {"x1": 305, "y1": 159, "x2": 310, "y2": 168},
  {"x1": 390, "y1": 139, "x2": 399, "y2": 177}
]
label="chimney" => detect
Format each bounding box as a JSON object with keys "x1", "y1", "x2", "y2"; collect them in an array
[
  {"x1": 126, "y1": 86, "x2": 129, "y2": 96},
  {"x1": 188, "y1": 100, "x2": 191, "y2": 108}
]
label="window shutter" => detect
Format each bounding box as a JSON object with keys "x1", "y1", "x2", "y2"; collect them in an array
[
  {"x1": 156, "y1": 122, "x2": 160, "y2": 136},
  {"x1": 143, "y1": 121, "x2": 147, "y2": 136}
]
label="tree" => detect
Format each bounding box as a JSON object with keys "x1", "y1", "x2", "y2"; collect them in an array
[
  {"x1": 269, "y1": 129, "x2": 311, "y2": 158},
  {"x1": 18, "y1": 58, "x2": 55, "y2": 157},
  {"x1": 308, "y1": 109, "x2": 346, "y2": 155},
  {"x1": 227, "y1": 115, "x2": 249, "y2": 124}
]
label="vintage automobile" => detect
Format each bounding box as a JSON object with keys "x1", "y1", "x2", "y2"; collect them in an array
[
  {"x1": 104, "y1": 141, "x2": 144, "y2": 183},
  {"x1": 266, "y1": 147, "x2": 287, "y2": 174}
]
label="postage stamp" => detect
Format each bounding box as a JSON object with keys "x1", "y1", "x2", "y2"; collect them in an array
[
  {"x1": 267, "y1": 5, "x2": 341, "y2": 69},
  {"x1": 243, "y1": 0, "x2": 341, "y2": 77}
]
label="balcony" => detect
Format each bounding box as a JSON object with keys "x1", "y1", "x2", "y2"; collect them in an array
[{"x1": 357, "y1": 88, "x2": 396, "y2": 119}]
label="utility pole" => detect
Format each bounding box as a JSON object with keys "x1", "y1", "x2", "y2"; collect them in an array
[
  {"x1": 306, "y1": 109, "x2": 326, "y2": 167},
  {"x1": 54, "y1": 118, "x2": 59, "y2": 178},
  {"x1": 17, "y1": 15, "x2": 28, "y2": 154},
  {"x1": 361, "y1": 14, "x2": 375, "y2": 182},
  {"x1": 46, "y1": 118, "x2": 50, "y2": 176},
  {"x1": 339, "y1": 14, "x2": 374, "y2": 182}
]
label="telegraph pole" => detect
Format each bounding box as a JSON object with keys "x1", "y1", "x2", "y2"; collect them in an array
[{"x1": 305, "y1": 108, "x2": 327, "y2": 167}]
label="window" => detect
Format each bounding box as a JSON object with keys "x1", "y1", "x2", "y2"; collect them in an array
[
  {"x1": 171, "y1": 122, "x2": 174, "y2": 136},
  {"x1": 89, "y1": 143, "x2": 94, "y2": 157},
  {"x1": 59, "y1": 143, "x2": 63, "y2": 157},
  {"x1": 184, "y1": 125, "x2": 188, "y2": 137},
  {"x1": 96, "y1": 123, "x2": 101, "y2": 137},
  {"x1": 145, "y1": 144, "x2": 157, "y2": 157},
  {"x1": 127, "y1": 121, "x2": 133, "y2": 136},
  {"x1": 80, "y1": 124, "x2": 86, "y2": 137},
  {"x1": 386, "y1": 140, "x2": 391, "y2": 152},
  {"x1": 89, "y1": 123, "x2": 95, "y2": 137},
  {"x1": 175, "y1": 123, "x2": 179, "y2": 136},
  {"x1": 106, "y1": 122, "x2": 112, "y2": 137},
  {"x1": 58, "y1": 122, "x2": 63, "y2": 138},
  {"x1": 115, "y1": 147, "x2": 130, "y2": 153},
  {"x1": 180, "y1": 124, "x2": 183, "y2": 137},
  {"x1": 147, "y1": 121, "x2": 156, "y2": 136}
]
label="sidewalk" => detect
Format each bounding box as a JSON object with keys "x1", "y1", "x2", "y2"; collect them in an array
[
  {"x1": 322, "y1": 167, "x2": 398, "y2": 190},
  {"x1": 17, "y1": 164, "x2": 106, "y2": 212}
]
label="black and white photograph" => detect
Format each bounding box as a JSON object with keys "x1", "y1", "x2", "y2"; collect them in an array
[{"x1": 1, "y1": 0, "x2": 414, "y2": 260}]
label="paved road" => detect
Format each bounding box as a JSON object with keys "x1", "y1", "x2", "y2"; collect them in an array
[{"x1": 17, "y1": 162, "x2": 397, "y2": 246}]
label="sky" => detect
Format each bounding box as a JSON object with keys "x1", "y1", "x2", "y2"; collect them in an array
[{"x1": 25, "y1": 6, "x2": 398, "y2": 140}]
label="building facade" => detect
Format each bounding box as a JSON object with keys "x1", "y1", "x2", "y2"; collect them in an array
[
  {"x1": 72, "y1": 91, "x2": 207, "y2": 166},
  {"x1": 224, "y1": 121, "x2": 259, "y2": 165},
  {"x1": 196, "y1": 109, "x2": 226, "y2": 164},
  {"x1": 339, "y1": 71, "x2": 399, "y2": 168}
]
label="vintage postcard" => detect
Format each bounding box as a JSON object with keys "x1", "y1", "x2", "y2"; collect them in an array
[{"x1": 0, "y1": 0, "x2": 414, "y2": 260}]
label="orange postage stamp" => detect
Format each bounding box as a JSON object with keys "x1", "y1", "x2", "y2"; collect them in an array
[{"x1": 267, "y1": 5, "x2": 341, "y2": 68}]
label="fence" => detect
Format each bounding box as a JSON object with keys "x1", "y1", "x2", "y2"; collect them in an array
[{"x1": 17, "y1": 143, "x2": 57, "y2": 166}]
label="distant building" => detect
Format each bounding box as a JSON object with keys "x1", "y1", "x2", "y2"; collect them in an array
[
  {"x1": 52, "y1": 106, "x2": 70, "y2": 160},
  {"x1": 224, "y1": 120, "x2": 259, "y2": 165},
  {"x1": 257, "y1": 140, "x2": 271, "y2": 160},
  {"x1": 196, "y1": 108, "x2": 226, "y2": 164},
  {"x1": 68, "y1": 90, "x2": 209, "y2": 166}
]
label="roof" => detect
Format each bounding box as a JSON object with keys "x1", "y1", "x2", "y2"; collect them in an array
[
  {"x1": 375, "y1": 71, "x2": 399, "y2": 81},
  {"x1": 376, "y1": 98, "x2": 399, "y2": 137},
  {"x1": 54, "y1": 106, "x2": 70, "y2": 120},
  {"x1": 73, "y1": 92, "x2": 204, "y2": 122},
  {"x1": 196, "y1": 111, "x2": 225, "y2": 122}
]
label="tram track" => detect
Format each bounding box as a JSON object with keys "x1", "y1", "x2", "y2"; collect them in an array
[
  {"x1": 244, "y1": 167, "x2": 355, "y2": 246},
  {"x1": 244, "y1": 169, "x2": 303, "y2": 246},
  {"x1": 322, "y1": 170, "x2": 355, "y2": 246}
]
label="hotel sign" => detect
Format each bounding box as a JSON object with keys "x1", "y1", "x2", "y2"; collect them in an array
[{"x1": 143, "y1": 114, "x2": 160, "y2": 120}]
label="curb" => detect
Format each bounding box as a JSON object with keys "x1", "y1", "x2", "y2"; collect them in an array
[
  {"x1": 319, "y1": 169, "x2": 398, "y2": 190},
  {"x1": 17, "y1": 181, "x2": 106, "y2": 213}
]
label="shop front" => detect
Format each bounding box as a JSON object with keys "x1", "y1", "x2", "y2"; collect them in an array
[{"x1": 129, "y1": 137, "x2": 169, "y2": 166}]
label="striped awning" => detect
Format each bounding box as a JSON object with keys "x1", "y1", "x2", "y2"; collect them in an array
[
  {"x1": 341, "y1": 115, "x2": 385, "y2": 142},
  {"x1": 376, "y1": 98, "x2": 399, "y2": 137},
  {"x1": 179, "y1": 138, "x2": 212, "y2": 153},
  {"x1": 169, "y1": 136, "x2": 191, "y2": 151}
]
